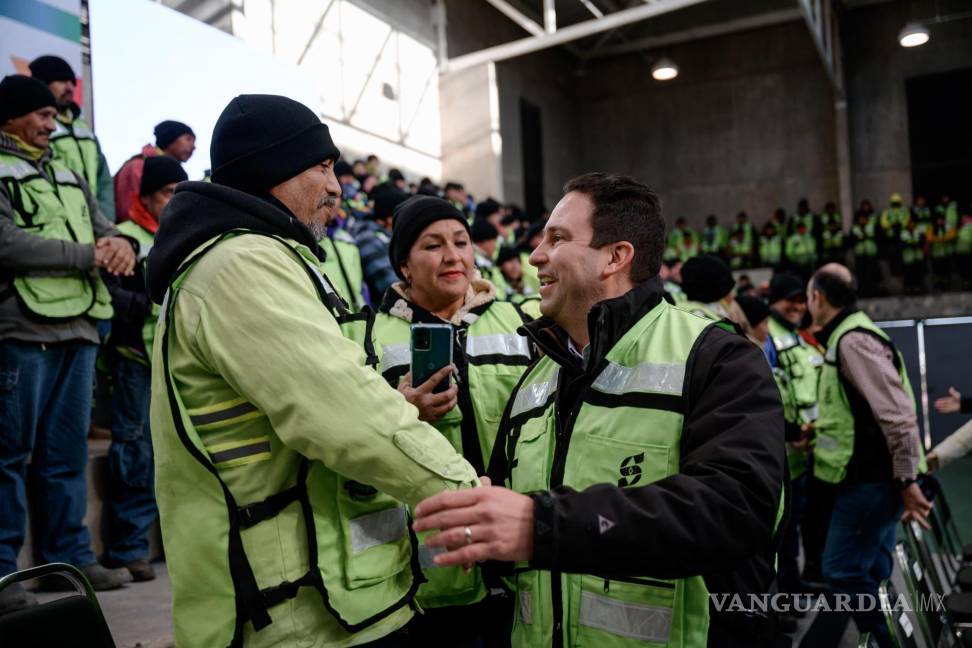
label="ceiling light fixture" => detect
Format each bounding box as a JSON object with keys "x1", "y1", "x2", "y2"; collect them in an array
[
  {"x1": 898, "y1": 22, "x2": 930, "y2": 47},
  {"x1": 651, "y1": 58, "x2": 679, "y2": 81}
]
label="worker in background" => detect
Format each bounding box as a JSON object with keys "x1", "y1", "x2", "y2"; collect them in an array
[
  {"x1": 144, "y1": 94, "x2": 478, "y2": 648},
  {"x1": 899, "y1": 219, "x2": 927, "y2": 295},
  {"x1": 759, "y1": 220, "x2": 783, "y2": 270},
  {"x1": 413, "y1": 172, "x2": 785, "y2": 647},
  {"x1": 372, "y1": 195, "x2": 536, "y2": 646},
  {"x1": 101, "y1": 156, "x2": 187, "y2": 583},
  {"x1": 113, "y1": 119, "x2": 195, "y2": 222},
  {"x1": 819, "y1": 216, "x2": 845, "y2": 266},
  {"x1": 0, "y1": 75, "x2": 136, "y2": 611},
  {"x1": 849, "y1": 209, "x2": 881, "y2": 297},
  {"x1": 29, "y1": 55, "x2": 114, "y2": 221},
  {"x1": 799, "y1": 264, "x2": 929, "y2": 648},
  {"x1": 730, "y1": 210, "x2": 758, "y2": 267},
  {"x1": 785, "y1": 221, "x2": 816, "y2": 283},
  {"x1": 766, "y1": 273, "x2": 822, "y2": 605},
  {"x1": 350, "y1": 181, "x2": 405, "y2": 303},
  {"x1": 926, "y1": 212, "x2": 956, "y2": 292},
  {"x1": 700, "y1": 213, "x2": 728, "y2": 260}
]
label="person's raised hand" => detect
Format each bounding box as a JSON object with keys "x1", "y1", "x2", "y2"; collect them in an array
[
  {"x1": 934, "y1": 387, "x2": 962, "y2": 414},
  {"x1": 397, "y1": 365, "x2": 458, "y2": 422}
]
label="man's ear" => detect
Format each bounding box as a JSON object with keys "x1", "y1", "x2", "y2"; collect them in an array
[{"x1": 602, "y1": 241, "x2": 635, "y2": 280}]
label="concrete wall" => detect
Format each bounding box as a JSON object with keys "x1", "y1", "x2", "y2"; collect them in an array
[
  {"x1": 442, "y1": 0, "x2": 582, "y2": 210},
  {"x1": 842, "y1": 0, "x2": 972, "y2": 207},
  {"x1": 575, "y1": 19, "x2": 839, "y2": 230}
]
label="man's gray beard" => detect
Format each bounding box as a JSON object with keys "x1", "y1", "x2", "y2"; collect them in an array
[{"x1": 305, "y1": 219, "x2": 327, "y2": 241}]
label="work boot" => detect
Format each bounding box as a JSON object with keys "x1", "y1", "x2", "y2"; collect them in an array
[
  {"x1": 0, "y1": 583, "x2": 38, "y2": 615},
  {"x1": 124, "y1": 559, "x2": 156, "y2": 582},
  {"x1": 36, "y1": 563, "x2": 132, "y2": 592}
]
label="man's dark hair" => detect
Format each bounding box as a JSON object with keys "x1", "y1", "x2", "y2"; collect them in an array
[
  {"x1": 444, "y1": 181, "x2": 464, "y2": 192},
  {"x1": 563, "y1": 172, "x2": 663, "y2": 284},
  {"x1": 812, "y1": 270, "x2": 857, "y2": 309}
]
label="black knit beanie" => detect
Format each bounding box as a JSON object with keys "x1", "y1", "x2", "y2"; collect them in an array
[
  {"x1": 334, "y1": 160, "x2": 354, "y2": 178},
  {"x1": 0, "y1": 75, "x2": 57, "y2": 124},
  {"x1": 681, "y1": 254, "x2": 735, "y2": 303},
  {"x1": 371, "y1": 182, "x2": 407, "y2": 220},
  {"x1": 768, "y1": 272, "x2": 805, "y2": 304},
  {"x1": 28, "y1": 56, "x2": 76, "y2": 83},
  {"x1": 154, "y1": 120, "x2": 195, "y2": 150},
  {"x1": 390, "y1": 196, "x2": 470, "y2": 279},
  {"x1": 210, "y1": 94, "x2": 339, "y2": 194},
  {"x1": 471, "y1": 219, "x2": 498, "y2": 243},
  {"x1": 736, "y1": 295, "x2": 770, "y2": 328},
  {"x1": 140, "y1": 156, "x2": 188, "y2": 196}
]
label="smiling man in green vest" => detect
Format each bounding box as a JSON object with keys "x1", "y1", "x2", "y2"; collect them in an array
[
  {"x1": 145, "y1": 94, "x2": 478, "y2": 648},
  {"x1": 0, "y1": 74, "x2": 137, "y2": 612},
  {"x1": 413, "y1": 172, "x2": 786, "y2": 647}
]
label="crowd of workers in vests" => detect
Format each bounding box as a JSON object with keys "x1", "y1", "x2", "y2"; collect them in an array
[
  {"x1": 666, "y1": 194, "x2": 972, "y2": 296},
  {"x1": 0, "y1": 56, "x2": 966, "y2": 648}
]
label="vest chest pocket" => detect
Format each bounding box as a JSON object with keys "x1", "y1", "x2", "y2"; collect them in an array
[
  {"x1": 573, "y1": 574, "x2": 676, "y2": 647},
  {"x1": 566, "y1": 434, "x2": 671, "y2": 492},
  {"x1": 336, "y1": 480, "x2": 410, "y2": 589},
  {"x1": 510, "y1": 417, "x2": 553, "y2": 493}
]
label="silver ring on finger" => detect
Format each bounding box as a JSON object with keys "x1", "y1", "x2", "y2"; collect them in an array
[{"x1": 464, "y1": 525, "x2": 473, "y2": 545}]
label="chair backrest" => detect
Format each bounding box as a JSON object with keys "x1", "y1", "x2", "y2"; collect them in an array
[
  {"x1": 879, "y1": 579, "x2": 922, "y2": 648},
  {"x1": 929, "y1": 506, "x2": 962, "y2": 585},
  {"x1": 895, "y1": 540, "x2": 949, "y2": 647},
  {"x1": 0, "y1": 563, "x2": 115, "y2": 648},
  {"x1": 903, "y1": 519, "x2": 948, "y2": 595}
]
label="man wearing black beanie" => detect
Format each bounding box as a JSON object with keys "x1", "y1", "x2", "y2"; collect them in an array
[
  {"x1": 144, "y1": 94, "x2": 476, "y2": 648},
  {"x1": 113, "y1": 119, "x2": 195, "y2": 222},
  {"x1": 0, "y1": 74, "x2": 137, "y2": 610},
  {"x1": 349, "y1": 182, "x2": 405, "y2": 300},
  {"x1": 29, "y1": 55, "x2": 115, "y2": 220},
  {"x1": 680, "y1": 253, "x2": 748, "y2": 327}
]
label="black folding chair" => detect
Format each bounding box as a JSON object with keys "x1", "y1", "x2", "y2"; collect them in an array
[
  {"x1": 879, "y1": 579, "x2": 922, "y2": 648},
  {"x1": 0, "y1": 563, "x2": 115, "y2": 648}
]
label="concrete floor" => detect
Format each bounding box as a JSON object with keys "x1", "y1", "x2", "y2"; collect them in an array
[{"x1": 36, "y1": 563, "x2": 173, "y2": 648}]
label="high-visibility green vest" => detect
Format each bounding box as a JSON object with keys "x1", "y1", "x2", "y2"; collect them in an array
[
  {"x1": 664, "y1": 281, "x2": 687, "y2": 305},
  {"x1": 957, "y1": 223, "x2": 972, "y2": 255},
  {"x1": 374, "y1": 298, "x2": 531, "y2": 608},
  {"x1": 760, "y1": 235, "x2": 782, "y2": 265},
  {"x1": 814, "y1": 311, "x2": 924, "y2": 484},
  {"x1": 700, "y1": 226, "x2": 727, "y2": 254},
  {"x1": 768, "y1": 317, "x2": 822, "y2": 479},
  {"x1": 880, "y1": 207, "x2": 910, "y2": 231},
  {"x1": 0, "y1": 152, "x2": 113, "y2": 321},
  {"x1": 520, "y1": 251, "x2": 541, "y2": 293},
  {"x1": 788, "y1": 213, "x2": 815, "y2": 235},
  {"x1": 851, "y1": 221, "x2": 878, "y2": 257},
  {"x1": 821, "y1": 229, "x2": 844, "y2": 251},
  {"x1": 785, "y1": 234, "x2": 816, "y2": 266},
  {"x1": 50, "y1": 115, "x2": 100, "y2": 196},
  {"x1": 678, "y1": 300, "x2": 723, "y2": 321},
  {"x1": 115, "y1": 219, "x2": 159, "y2": 364},
  {"x1": 936, "y1": 202, "x2": 959, "y2": 231},
  {"x1": 899, "y1": 228, "x2": 925, "y2": 265},
  {"x1": 499, "y1": 303, "x2": 726, "y2": 647},
  {"x1": 820, "y1": 211, "x2": 841, "y2": 229},
  {"x1": 475, "y1": 249, "x2": 511, "y2": 299},
  {"x1": 321, "y1": 229, "x2": 366, "y2": 310},
  {"x1": 152, "y1": 230, "x2": 475, "y2": 648},
  {"x1": 728, "y1": 236, "x2": 753, "y2": 269},
  {"x1": 912, "y1": 206, "x2": 931, "y2": 226}
]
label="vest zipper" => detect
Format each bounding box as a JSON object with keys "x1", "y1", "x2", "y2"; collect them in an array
[{"x1": 548, "y1": 369, "x2": 587, "y2": 648}]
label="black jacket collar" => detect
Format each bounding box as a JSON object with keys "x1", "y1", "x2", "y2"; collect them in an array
[
  {"x1": 520, "y1": 276, "x2": 666, "y2": 374},
  {"x1": 146, "y1": 181, "x2": 323, "y2": 304},
  {"x1": 814, "y1": 306, "x2": 859, "y2": 348}
]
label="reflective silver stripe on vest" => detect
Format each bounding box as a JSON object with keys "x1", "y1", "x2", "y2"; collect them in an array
[
  {"x1": 418, "y1": 544, "x2": 446, "y2": 569},
  {"x1": 815, "y1": 435, "x2": 839, "y2": 450},
  {"x1": 72, "y1": 124, "x2": 95, "y2": 139},
  {"x1": 53, "y1": 168, "x2": 79, "y2": 186},
  {"x1": 510, "y1": 367, "x2": 560, "y2": 417},
  {"x1": 349, "y1": 506, "x2": 407, "y2": 553},
  {"x1": 466, "y1": 332, "x2": 530, "y2": 360},
  {"x1": 381, "y1": 343, "x2": 410, "y2": 373},
  {"x1": 825, "y1": 346, "x2": 837, "y2": 363},
  {"x1": 592, "y1": 361, "x2": 684, "y2": 396},
  {"x1": 209, "y1": 440, "x2": 271, "y2": 464},
  {"x1": 306, "y1": 262, "x2": 341, "y2": 300},
  {"x1": 809, "y1": 353, "x2": 824, "y2": 368},
  {"x1": 0, "y1": 159, "x2": 37, "y2": 180},
  {"x1": 189, "y1": 401, "x2": 259, "y2": 426},
  {"x1": 774, "y1": 335, "x2": 798, "y2": 352},
  {"x1": 799, "y1": 404, "x2": 819, "y2": 422},
  {"x1": 519, "y1": 590, "x2": 533, "y2": 625},
  {"x1": 578, "y1": 591, "x2": 672, "y2": 642}
]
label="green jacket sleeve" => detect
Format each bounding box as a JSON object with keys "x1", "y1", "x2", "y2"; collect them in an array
[
  {"x1": 187, "y1": 239, "x2": 478, "y2": 507},
  {"x1": 95, "y1": 142, "x2": 116, "y2": 222}
]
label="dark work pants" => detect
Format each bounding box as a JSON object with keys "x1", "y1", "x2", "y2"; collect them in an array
[{"x1": 0, "y1": 340, "x2": 98, "y2": 576}]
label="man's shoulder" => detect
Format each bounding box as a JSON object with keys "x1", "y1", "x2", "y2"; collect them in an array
[{"x1": 179, "y1": 234, "x2": 309, "y2": 296}]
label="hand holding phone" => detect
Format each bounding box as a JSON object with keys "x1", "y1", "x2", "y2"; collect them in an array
[{"x1": 411, "y1": 324, "x2": 454, "y2": 393}]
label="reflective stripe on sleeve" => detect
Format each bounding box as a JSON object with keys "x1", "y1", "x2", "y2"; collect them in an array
[
  {"x1": 381, "y1": 343, "x2": 410, "y2": 373},
  {"x1": 53, "y1": 168, "x2": 79, "y2": 185},
  {"x1": 466, "y1": 332, "x2": 530, "y2": 361},
  {"x1": 188, "y1": 397, "x2": 261, "y2": 428},
  {"x1": 207, "y1": 437, "x2": 272, "y2": 466}
]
